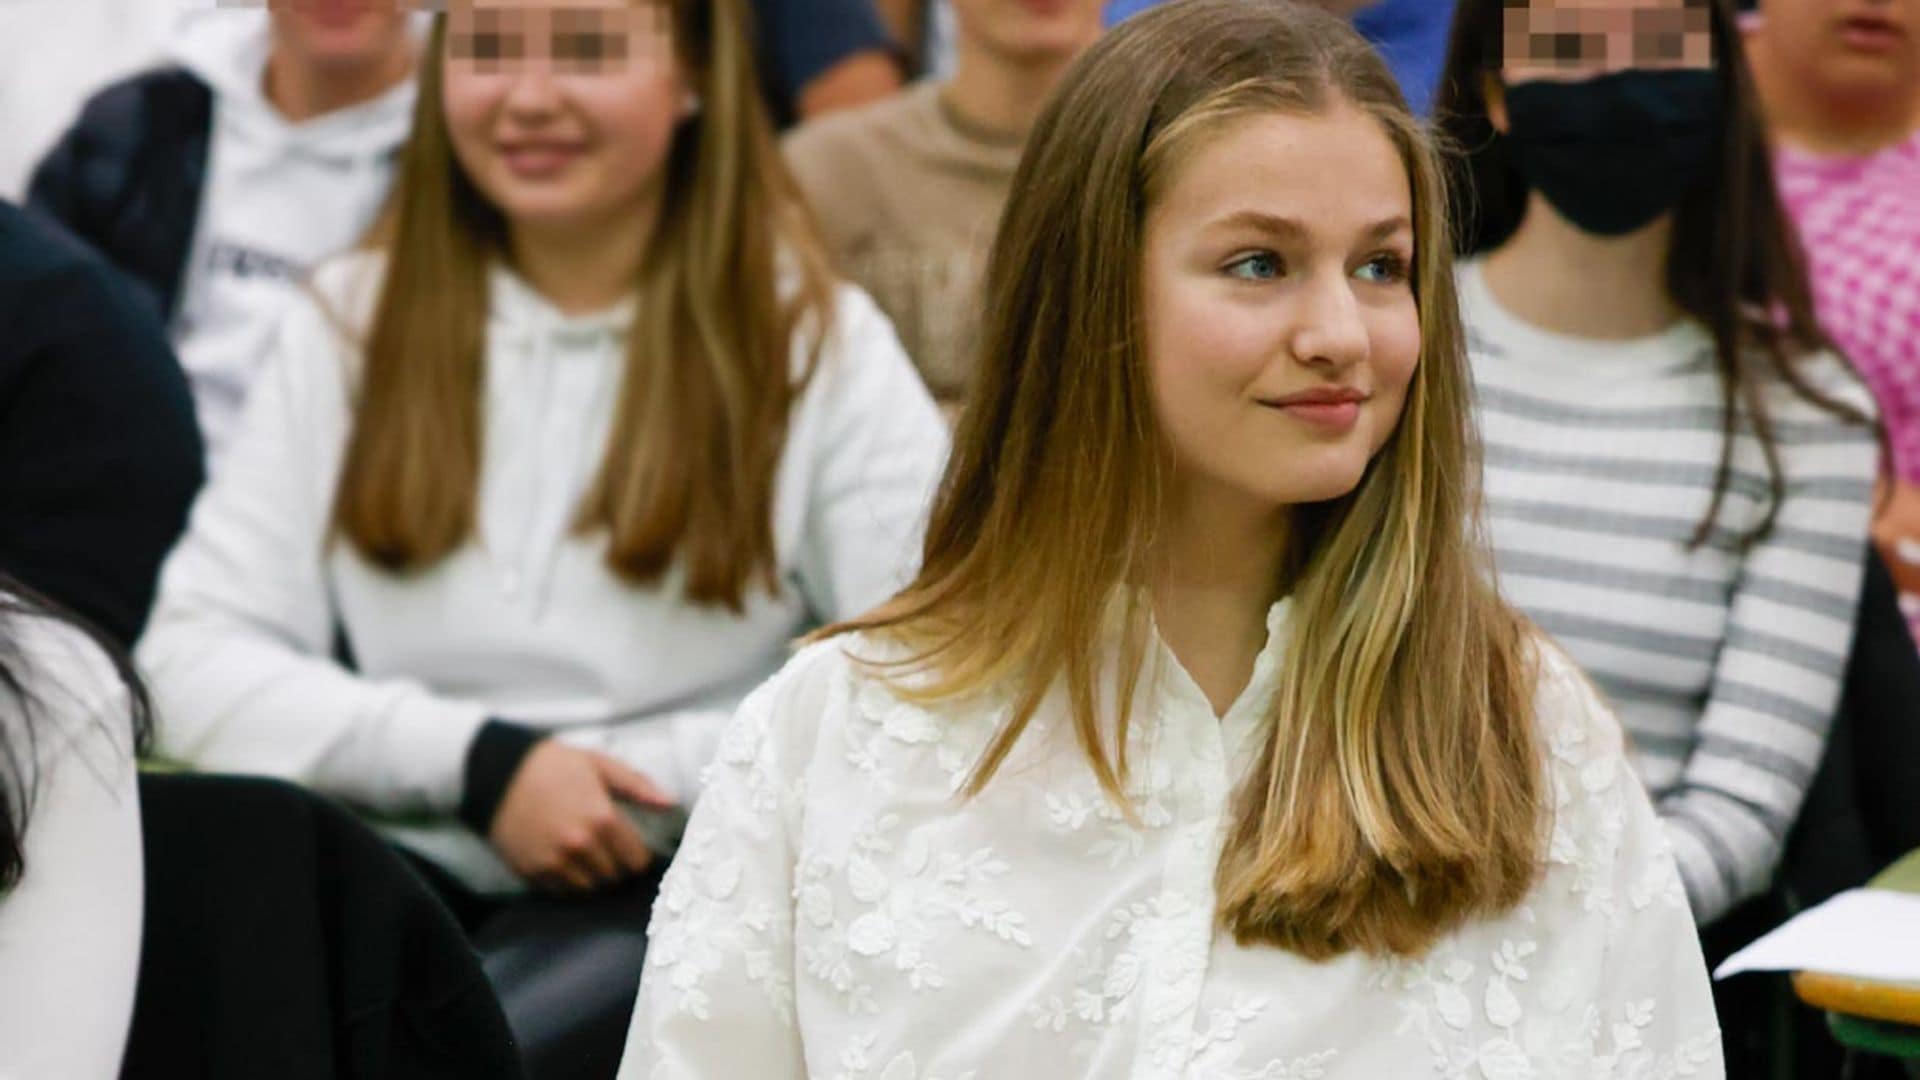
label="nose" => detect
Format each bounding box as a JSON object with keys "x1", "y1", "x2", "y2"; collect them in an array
[
  {"x1": 1288, "y1": 272, "x2": 1371, "y2": 372},
  {"x1": 502, "y1": 57, "x2": 563, "y2": 122}
]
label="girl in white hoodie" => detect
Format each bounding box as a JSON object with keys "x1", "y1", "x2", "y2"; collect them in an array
[{"x1": 137, "y1": 0, "x2": 948, "y2": 1073}]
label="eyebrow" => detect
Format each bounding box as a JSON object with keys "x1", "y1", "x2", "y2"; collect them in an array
[{"x1": 1209, "y1": 210, "x2": 1413, "y2": 243}]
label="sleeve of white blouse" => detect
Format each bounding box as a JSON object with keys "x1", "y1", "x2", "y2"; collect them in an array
[
  {"x1": 0, "y1": 621, "x2": 144, "y2": 1080},
  {"x1": 137, "y1": 283, "x2": 489, "y2": 817},
  {"x1": 1538, "y1": 646, "x2": 1726, "y2": 1077},
  {"x1": 793, "y1": 286, "x2": 949, "y2": 622},
  {"x1": 617, "y1": 647, "x2": 831, "y2": 1079},
  {"x1": 1659, "y1": 373, "x2": 1877, "y2": 923}
]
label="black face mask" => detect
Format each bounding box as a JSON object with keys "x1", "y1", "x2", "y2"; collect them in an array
[{"x1": 1502, "y1": 68, "x2": 1723, "y2": 237}]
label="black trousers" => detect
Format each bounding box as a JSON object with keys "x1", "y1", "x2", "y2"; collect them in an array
[{"x1": 404, "y1": 853, "x2": 666, "y2": 1080}]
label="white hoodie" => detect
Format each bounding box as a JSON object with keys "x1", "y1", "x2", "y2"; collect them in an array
[
  {"x1": 170, "y1": 13, "x2": 416, "y2": 463},
  {"x1": 138, "y1": 254, "x2": 951, "y2": 893}
]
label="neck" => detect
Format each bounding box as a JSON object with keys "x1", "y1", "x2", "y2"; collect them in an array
[
  {"x1": 1481, "y1": 194, "x2": 1677, "y2": 339},
  {"x1": 507, "y1": 197, "x2": 659, "y2": 316},
  {"x1": 1748, "y1": 34, "x2": 1920, "y2": 157},
  {"x1": 264, "y1": 44, "x2": 413, "y2": 124},
  {"x1": 942, "y1": 36, "x2": 1085, "y2": 141},
  {"x1": 1148, "y1": 481, "x2": 1288, "y2": 718}
]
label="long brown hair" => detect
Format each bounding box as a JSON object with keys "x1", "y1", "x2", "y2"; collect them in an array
[
  {"x1": 334, "y1": 0, "x2": 835, "y2": 609},
  {"x1": 826, "y1": 0, "x2": 1545, "y2": 961},
  {"x1": 1434, "y1": 0, "x2": 1872, "y2": 545}
]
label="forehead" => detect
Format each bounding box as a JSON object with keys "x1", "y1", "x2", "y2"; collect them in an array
[{"x1": 1152, "y1": 105, "x2": 1412, "y2": 234}]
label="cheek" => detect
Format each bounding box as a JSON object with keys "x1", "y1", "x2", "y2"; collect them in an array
[
  {"x1": 574, "y1": 76, "x2": 681, "y2": 174},
  {"x1": 1146, "y1": 275, "x2": 1276, "y2": 400},
  {"x1": 1365, "y1": 304, "x2": 1422, "y2": 446},
  {"x1": 440, "y1": 73, "x2": 499, "y2": 164}
]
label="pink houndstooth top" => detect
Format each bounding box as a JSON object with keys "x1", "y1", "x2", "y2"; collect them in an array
[{"x1": 1776, "y1": 132, "x2": 1920, "y2": 483}]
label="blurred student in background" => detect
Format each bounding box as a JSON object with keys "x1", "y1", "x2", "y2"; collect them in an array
[
  {"x1": 136, "y1": 0, "x2": 947, "y2": 1075},
  {"x1": 29, "y1": 2, "x2": 418, "y2": 467},
  {"x1": 751, "y1": 0, "x2": 905, "y2": 124},
  {"x1": 1748, "y1": 0, "x2": 1920, "y2": 626},
  {"x1": 785, "y1": 0, "x2": 1101, "y2": 408},
  {"x1": 1436, "y1": 0, "x2": 1880, "y2": 1068},
  {"x1": 1747, "y1": 5, "x2": 1920, "y2": 1036}
]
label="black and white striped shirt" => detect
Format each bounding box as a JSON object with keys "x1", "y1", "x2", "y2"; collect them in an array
[{"x1": 1461, "y1": 260, "x2": 1880, "y2": 924}]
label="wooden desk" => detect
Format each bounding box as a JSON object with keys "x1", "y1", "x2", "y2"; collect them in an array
[{"x1": 1793, "y1": 850, "x2": 1920, "y2": 1059}]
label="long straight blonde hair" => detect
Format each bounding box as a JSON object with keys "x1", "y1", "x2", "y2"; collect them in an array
[
  {"x1": 826, "y1": 0, "x2": 1545, "y2": 961},
  {"x1": 334, "y1": 0, "x2": 835, "y2": 610}
]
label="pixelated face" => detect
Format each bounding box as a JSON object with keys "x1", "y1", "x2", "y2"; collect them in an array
[
  {"x1": 441, "y1": 0, "x2": 689, "y2": 237},
  {"x1": 267, "y1": 0, "x2": 415, "y2": 69},
  {"x1": 1500, "y1": 0, "x2": 1714, "y2": 83},
  {"x1": 1757, "y1": 0, "x2": 1918, "y2": 99}
]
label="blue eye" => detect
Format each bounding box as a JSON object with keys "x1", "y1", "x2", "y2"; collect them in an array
[
  {"x1": 1356, "y1": 253, "x2": 1409, "y2": 285},
  {"x1": 1225, "y1": 252, "x2": 1282, "y2": 281}
]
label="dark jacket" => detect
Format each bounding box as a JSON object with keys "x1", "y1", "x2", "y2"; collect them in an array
[
  {"x1": 0, "y1": 201, "x2": 204, "y2": 647},
  {"x1": 123, "y1": 774, "x2": 523, "y2": 1080},
  {"x1": 26, "y1": 66, "x2": 213, "y2": 324}
]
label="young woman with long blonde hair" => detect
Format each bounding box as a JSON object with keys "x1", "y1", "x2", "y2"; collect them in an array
[
  {"x1": 619, "y1": 1, "x2": 1720, "y2": 1076},
  {"x1": 137, "y1": 0, "x2": 947, "y2": 1073}
]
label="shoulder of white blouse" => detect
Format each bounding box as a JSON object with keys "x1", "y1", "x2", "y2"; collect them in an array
[
  {"x1": 1526, "y1": 632, "x2": 1631, "y2": 777},
  {"x1": 729, "y1": 635, "x2": 869, "y2": 760}
]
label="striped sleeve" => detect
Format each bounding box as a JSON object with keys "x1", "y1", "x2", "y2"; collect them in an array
[{"x1": 1658, "y1": 369, "x2": 1878, "y2": 922}]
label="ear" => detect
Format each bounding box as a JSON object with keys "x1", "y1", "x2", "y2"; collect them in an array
[{"x1": 1482, "y1": 72, "x2": 1510, "y2": 134}]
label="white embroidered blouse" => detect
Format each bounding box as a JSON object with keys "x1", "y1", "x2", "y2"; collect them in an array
[{"x1": 619, "y1": 602, "x2": 1725, "y2": 1080}]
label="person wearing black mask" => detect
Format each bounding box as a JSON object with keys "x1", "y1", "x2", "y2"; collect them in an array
[{"x1": 1435, "y1": 3, "x2": 1888, "y2": 1069}]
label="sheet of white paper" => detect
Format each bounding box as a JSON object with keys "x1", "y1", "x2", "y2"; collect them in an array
[{"x1": 1715, "y1": 888, "x2": 1920, "y2": 983}]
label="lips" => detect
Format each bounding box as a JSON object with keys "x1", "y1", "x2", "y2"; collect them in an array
[
  {"x1": 498, "y1": 142, "x2": 586, "y2": 179},
  {"x1": 1257, "y1": 387, "x2": 1370, "y2": 434},
  {"x1": 1836, "y1": 14, "x2": 1907, "y2": 52}
]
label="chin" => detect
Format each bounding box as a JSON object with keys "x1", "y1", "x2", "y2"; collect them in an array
[
  {"x1": 1249, "y1": 472, "x2": 1369, "y2": 507},
  {"x1": 1006, "y1": 36, "x2": 1089, "y2": 64},
  {"x1": 488, "y1": 188, "x2": 597, "y2": 229},
  {"x1": 1259, "y1": 454, "x2": 1371, "y2": 507},
  {"x1": 296, "y1": 20, "x2": 402, "y2": 60}
]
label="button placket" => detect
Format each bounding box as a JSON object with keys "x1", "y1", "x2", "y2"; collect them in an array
[{"x1": 1128, "y1": 692, "x2": 1233, "y2": 1080}]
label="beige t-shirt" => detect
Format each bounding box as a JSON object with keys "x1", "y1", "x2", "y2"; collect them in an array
[{"x1": 784, "y1": 80, "x2": 1023, "y2": 405}]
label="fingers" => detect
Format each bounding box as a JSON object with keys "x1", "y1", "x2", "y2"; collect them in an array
[
  {"x1": 536, "y1": 861, "x2": 600, "y2": 895},
  {"x1": 560, "y1": 824, "x2": 621, "y2": 887},
  {"x1": 585, "y1": 770, "x2": 656, "y2": 876},
  {"x1": 593, "y1": 755, "x2": 676, "y2": 810},
  {"x1": 600, "y1": 807, "x2": 655, "y2": 876}
]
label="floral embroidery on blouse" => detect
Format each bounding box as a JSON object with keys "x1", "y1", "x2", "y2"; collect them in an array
[{"x1": 620, "y1": 627, "x2": 1724, "y2": 1080}]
